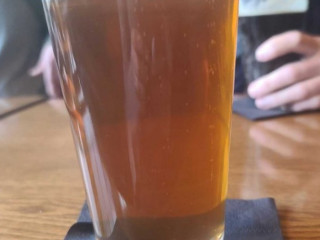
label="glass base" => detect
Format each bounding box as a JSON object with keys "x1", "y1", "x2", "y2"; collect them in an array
[
  {"x1": 209, "y1": 231, "x2": 224, "y2": 240},
  {"x1": 96, "y1": 232, "x2": 224, "y2": 240},
  {"x1": 217, "y1": 232, "x2": 224, "y2": 240},
  {"x1": 94, "y1": 210, "x2": 225, "y2": 240}
]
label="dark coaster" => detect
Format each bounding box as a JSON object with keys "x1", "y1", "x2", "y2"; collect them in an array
[
  {"x1": 233, "y1": 97, "x2": 293, "y2": 121},
  {"x1": 65, "y1": 198, "x2": 283, "y2": 240}
]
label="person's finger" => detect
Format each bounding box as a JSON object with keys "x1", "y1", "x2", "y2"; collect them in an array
[
  {"x1": 256, "y1": 31, "x2": 320, "y2": 62},
  {"x1": 29, "y1": 60, "x2": 44, "y2": 76},
  {"x1": 43, "y1": 65, "x2": 56, "y2": 98},
  {"x1": 255, "y1": 76, "x2": 320, "y2": 109},
  {"x1": 248, "y1": 56, "x2": 320, "y2": 98},
  {"x1": 43, "y1": 62, "x2": 62, "y2": 99},
  {"x1": 29, "y1": 42, "x2": 54, "y2": 76},
  {"x1": 290, "y1": 95, "x2": 320, "y2": 112},
  {"x1": 51, "y1": 62, "x2": 63, "y2": 98}
]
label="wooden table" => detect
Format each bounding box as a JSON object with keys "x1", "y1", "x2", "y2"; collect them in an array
[
  {"x1": 229, "y1": 112, "x2": 320, "y2": 239},
  {"x1": 0, "y1": 100, "x2": 84, "y2": 240},
  {"x1": 0, "y1": 99, "x2": 320, "y2": 239},
  {"x1": 0, "y1": 96, "x2": 46, "y2": 119}
]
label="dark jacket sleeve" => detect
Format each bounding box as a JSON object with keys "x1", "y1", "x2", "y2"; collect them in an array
[
  {"x1": 28, "y1": 1, "x2": 45, "y2": 19},
  {"x1": 305, "y1": 0, "x2": 320, "y2": 35},
  {"x1": 27, "y1": 1, "x2": 48, "y2": 40}
]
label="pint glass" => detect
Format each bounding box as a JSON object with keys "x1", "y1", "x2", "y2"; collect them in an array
[{"x1": 43, "y1": 0, "x2": 238, "y2": 239}]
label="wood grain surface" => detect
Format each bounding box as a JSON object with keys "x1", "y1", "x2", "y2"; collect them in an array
[
  {"x1": 0, "y1": 100, "x2": 84, "y2": 240},
  {"x1": 229, "y1": 112, "x2": 320, "y2": 239},
  {"x1": 0, "y1": 99, "x2": 320, "y2": 239},
  {"x1": 0, "y1": 96, "x2": 45, "y2": 117}
]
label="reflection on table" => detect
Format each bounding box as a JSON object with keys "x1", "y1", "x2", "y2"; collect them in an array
[{"x1": 229, "y1": 114, "x2": 320, "y2": 239}]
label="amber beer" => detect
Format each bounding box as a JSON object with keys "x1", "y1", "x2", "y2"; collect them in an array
[{"x1": 43, "y1": 0, "x2": 238, "y2": 239}]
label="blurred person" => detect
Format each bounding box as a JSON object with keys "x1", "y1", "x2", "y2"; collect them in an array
[
  {"x1": 0, "y1": 0, "x2": 61, "y2": 98},
  {"x1": 238, "y1": 0, "x2": 320, "y2": 112}
]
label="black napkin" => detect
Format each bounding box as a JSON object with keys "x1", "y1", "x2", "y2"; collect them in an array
[
  {"x1": 233, "y1": 97, "x2": 293, "y2": 121},
  {"x1": 65, "y1": 198, "x2": 283, "y2": 240}
]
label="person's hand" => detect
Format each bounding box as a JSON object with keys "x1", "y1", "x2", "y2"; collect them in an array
[
  {"x1": 248, "y1": 31, "x2": 320, "y2": 112},
  {"x1": 30, "y1": 42, "x2": 62, "y2": 98}
]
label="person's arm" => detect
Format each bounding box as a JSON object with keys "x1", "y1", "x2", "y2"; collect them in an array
[
  {"x1": 248, "y1": 31, "x2": 320, "y2": 112},
  {"x1": 29, "y1": 41, "x2": 62, "y2": 98}
]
